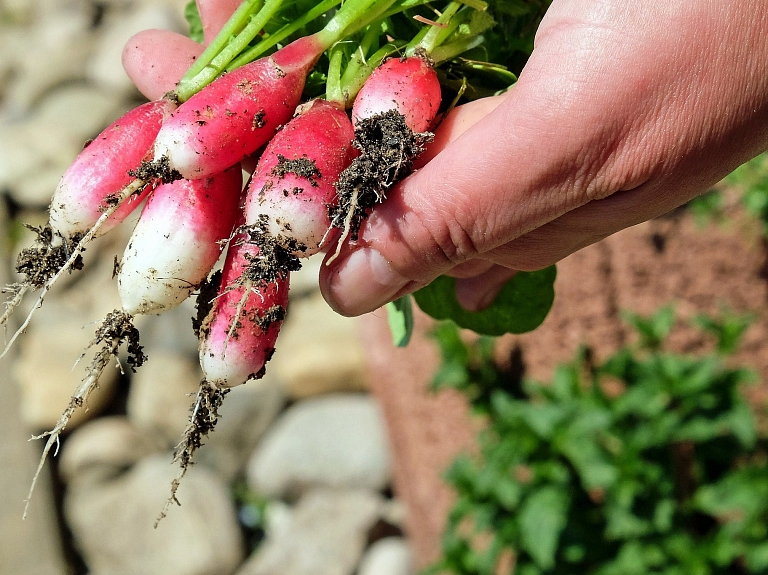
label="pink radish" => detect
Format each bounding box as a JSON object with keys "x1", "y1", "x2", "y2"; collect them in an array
[
  {"x1": 154, "y1": 36, "x2": 330, "y2": 180},
  {"x1": 327, "y1": 56, "x2": 441, "y2": 263},
  {"x1": 243, "y1": 98, "x2": 356, "y2": 257},
  {"x1": 352, "y1": 56, "x2": 442, "y2": 132},
  {"x1": 118, "y1": 165, "x2": 242, "y2": 315},
  {"x1": 198, "y1": 239, "x2": 289, "y2": 388},
  {"x1": 49, "y1": 99, "x2": 176, "y2": 239}
]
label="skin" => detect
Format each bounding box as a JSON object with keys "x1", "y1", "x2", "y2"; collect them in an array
[{"x1": 124, "y1": 0, "x2": 768, "y2": 316}]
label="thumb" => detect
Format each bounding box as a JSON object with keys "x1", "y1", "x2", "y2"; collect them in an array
[{"x1": 319, "y1": 78, "x2": 600, "y2": 316}]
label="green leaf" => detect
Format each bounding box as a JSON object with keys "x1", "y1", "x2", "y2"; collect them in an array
[
  {"x1": 518, "y1": 486, "x2": 569, "y2": 569},
  {"x1": 185, "y1": 0, "x2": 204, "y2": 43},
  {"x1": 413, "y1": 267, "x2": 556, "y2": 336},
  {"x1": 385, "y1": 295, "x2": 414, "y2": 347}
]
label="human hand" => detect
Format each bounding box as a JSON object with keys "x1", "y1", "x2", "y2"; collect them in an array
[
  {"x1": 318, "y1": 0, "x2": 768, "y2": 315},
  {"x1": 124, "y1": 1, "x2": 768, "y2": 318}
]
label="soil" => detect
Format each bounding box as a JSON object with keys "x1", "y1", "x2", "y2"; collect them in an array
[
  {"x1": 193, "y1": 270, "x2": 222, "y2": 339},
  {"x1": 271, "y1": 154, "x2": 320, "y2": 186},
  {"x1": 126, "y1": 156, "x2": 182, "y2": 187},
  {"x1": 332, "y1": 110, "x2": 433, "y2": 241},
  {"x1": 241, "y1": 219, "x2": 303, "y2": 285},
  {"x1": 15, "y1": 225, "x2": 84, "y2": 289},
  {"x1": 90, "y1": 310, "x2": 145, "y2": 372}
]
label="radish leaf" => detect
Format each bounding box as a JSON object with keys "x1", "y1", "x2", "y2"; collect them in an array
[
  {"x1": 413, "y1": 266, "x2": 556, "y2": 335},
  {"x1": 386, "y1": 295, "x2": 415, "y2": 347},
  {"x1": 184, "y1": 1, "x2": 204, "y2": 43}
]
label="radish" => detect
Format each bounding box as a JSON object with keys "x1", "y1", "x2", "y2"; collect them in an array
[
  {"x1": 24, "y1": 167, "x2": 242, "y2": 519},
  {"x1": 118, "y1": 165, "x2": 242, "y2": 315},
  {"x1": 153, "y1": 0, "x2": 398, "y2": 180},
  {"x1": 326, "y1": 56, "x2": 440, "y2": 263},
  {"x1": 243, "y1": 98, "x2": 357, "y2": 257},
  {"x1": 327, "y1": 1, "x2": 495, "y2": 262},
  {"x1": 352, "y1": 55, "x2": 442, "y2": 132}
]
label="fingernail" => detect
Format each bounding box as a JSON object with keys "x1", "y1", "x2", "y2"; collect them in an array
[{"x1": 325, "y1": 248, "x2": 409, "y2": 315}]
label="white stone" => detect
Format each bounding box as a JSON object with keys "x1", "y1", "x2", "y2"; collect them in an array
[
  {"x1": 59, "y1": 416, "x2": 160, "y2": 485},
  {"x1": 87, "y1": 2, "x2": 184, "y2": 95},
  {"x1": 247, "y1": 394, "x2": 391, "y2": 498},
  {"x1": 270, "y1": 293, "x2": 368, "y2": 398},
  {"x1": 358, "y1": 538, "x2": 413, "y2": 575},
  {"x1": 127, "y1": 350, "x2": 202, "y2": 447},
  {"x1": 66, "y1": 454, "x2": 245, "y2": 575},
  {"x1": 235, "y1": 488, "x2": 383, "y2": 575}
]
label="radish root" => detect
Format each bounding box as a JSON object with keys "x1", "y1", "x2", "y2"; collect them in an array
[
  {"x1": 24, "y1": 310, "x2": 144, "y2": 518},
  {"x1": 156, "y1": 380, "x2": 228, "y2": 527}
]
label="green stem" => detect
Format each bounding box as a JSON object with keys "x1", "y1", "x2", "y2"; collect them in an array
[
  {"x1": 409, "y1": 1, "x2": 461, "y2": 54},
  {"x1": 338, "y1": 41, "x2": 403, "y2": 104},
  {"x1": 430, "y1": 35, "x2": 485, "y2": 64},
  {"x1": 179, "y1": 0, "x2": 264, "y2": 84},
  {"x1": 326, "y1": 44, "x2": 345, "y2": 106},
  {"x1": 226, "y1": 0, "x2": 341, "y2": 72},
  {"x1": 175, "y1": 0, "x2": 285, "y2": 101}
]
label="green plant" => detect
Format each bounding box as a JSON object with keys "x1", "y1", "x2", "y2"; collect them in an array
[
  {"x1": 430, "y1": 308, "x2": 768, "y2": 575},
  {"x1": 689, "y1": 153, "x2": 768, "y2": 235}
]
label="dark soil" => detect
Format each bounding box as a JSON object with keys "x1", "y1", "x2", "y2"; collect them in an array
[
  {"x1": 90, "y1": 310, "x2": 145, "y2": 372},
  {"x1": 192, "y1": 270, "x2": 222, "y2": 339},
  {"x1": 271, "y1": 154, "x2": 320, "y2": 186},
  {"x1": 241, "y1": 218, "x2": 304, "y2": 284},
  {"x1": 15, "y1": 225, "x2": 84, "y2": 289},
  {"x1": 127, "y1": 156, "x2": 182, "y2": 188},
  {"x1": 331, "y1": 110, "x2": 433, "y2": 241}
]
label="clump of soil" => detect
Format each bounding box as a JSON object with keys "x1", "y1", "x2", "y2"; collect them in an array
[
  {"x1": 91, "y1": 309, "x2": 145, "y2": 371},
  {"x1": 127, "y1": 156, "x2": 182, "y2": 188},
  {"x1": 192, "y1": 270, "x2": 222, "y2": 339},
  {"x1": 241, "y1": 216, "x2": 304, "y2": 285},
  {"x1": 15, "y1": 225, "x2": 84, "y2": 289},
  {"x1": 332, "y1": 109, "x2": 433, "y2": 241},
  {"x1": 271, "y1": 154, "x2": 321, "y2": 186}
]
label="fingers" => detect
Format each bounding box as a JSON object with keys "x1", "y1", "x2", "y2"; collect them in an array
[
  {"x1": 122, "y1": 30, "x2": 204, "y2": 100},
  {"x1": 196, "y1": 0, "x2": 243, "y2": 44}
]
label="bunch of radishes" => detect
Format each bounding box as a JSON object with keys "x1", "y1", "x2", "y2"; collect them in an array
[{"x1": 5, "y1": 0, "x2": 504, "y2": 514}]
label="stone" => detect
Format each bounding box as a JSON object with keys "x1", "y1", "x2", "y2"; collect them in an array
[
  {"x1": 236, "y1": 488, "x2": 383, "y2": 575},
  {"x1": 358, "y1": 538, "x2": 413, "y2": 575},
  {"x1": 196, "y1": 377, "x2": 286, "y2": 482},
  {"x1": 247, "y1": 394, "x2": 391, "y2": 499},
  {"x1": 87, "y1": 2, "x2": 183, "y2": 95},
  {"x1": 12, "y1": 308, "x2": 119, "y2": 431},
  {"x1": 127, "y1": 350, "x2": 202, "y2": 447},
  {"x1": 2, "y1": 7, "x2": 94, "y2": 113},
  {"x1": 269, "y1": 293, "x2": 368, "y2": 398},
  {"x1": 65, "y1": 454, "x2": 245, "y2": 575},
  {"x1": 0, "y1": 201, "x2": 67, "y2": 575},
  {"x1": 59, "y1": 416, "x2": 160, "y2": 485}
]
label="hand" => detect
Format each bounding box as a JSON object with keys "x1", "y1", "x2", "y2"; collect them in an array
[
  {"x1": 124, "y1": 1, "x2": 768, "y2": 317},
  {"x1": 319, "y1": 0, "x2": 768, "y2": 315}
]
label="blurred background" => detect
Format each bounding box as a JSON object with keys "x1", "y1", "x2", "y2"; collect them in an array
[{"x1": 1, "y1": 1, "x2": 768, "y2": 575}]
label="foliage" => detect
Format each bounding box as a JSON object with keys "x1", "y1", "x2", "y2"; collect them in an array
[
  {"x1": 414, "y1": 268, "x2": 557, "y2": 337},
  {"x1": 689, "y1": 153, "x2": 768, "y2": 236},
  {"x1": 430, "y1": 308, "x2": 768, "y2": 575}
]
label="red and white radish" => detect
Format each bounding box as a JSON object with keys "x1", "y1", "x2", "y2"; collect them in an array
[
  {"x1": 352, "y1": 56, "x2": 442, "y2": 132},
  {"x1": 118, "y1": 165, "x2": 242, "y2": 315},
  {"x1": 198, "y1": 239, "x2": 289, "y2": 388},
  {"x1": 243, "y1": 98, "x2": 357, "y2": 256},
  {"x1": 49, "y1": 99, "x2": 176, "y2": 239}
]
